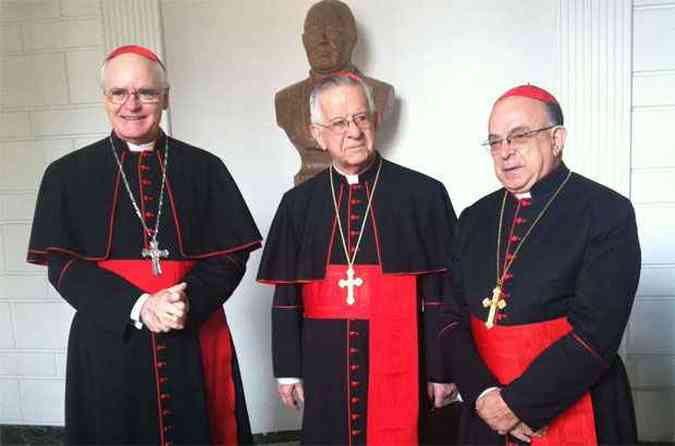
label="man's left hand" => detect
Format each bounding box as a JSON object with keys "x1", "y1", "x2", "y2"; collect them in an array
[
  {"x1": 427, "y1": 382, "x2": 458, "y2": 408},
  {"x1": 475, "y1": 388, "x2": 519, "y2": 433}
]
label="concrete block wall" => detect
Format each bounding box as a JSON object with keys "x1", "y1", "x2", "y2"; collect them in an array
[{"x1": 0, "y1": 0, "x2": 107, "y2": 425}]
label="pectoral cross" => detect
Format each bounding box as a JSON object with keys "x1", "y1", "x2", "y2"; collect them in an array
[
  {"x1": 482, "y1": 285, "x2": 507, "y2": 329},
  {"x1": 142, "y1": 239, "x2": 169, "y2": 276},
  {"x1": 338, "y1": 266, "x2": 363, "y2": 305}
]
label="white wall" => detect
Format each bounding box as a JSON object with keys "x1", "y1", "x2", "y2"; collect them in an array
[
  {"x1": 160, "y1": 0, "x2": 559, "y2": 434},
  {"x1": 0, "y1": 0, "x2": 107, "y2": 425},
  {"x1": 627, "y1": 0, "x2": 675, "y2": 441}
]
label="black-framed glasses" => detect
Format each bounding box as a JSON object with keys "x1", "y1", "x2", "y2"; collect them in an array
[
  {"x1": 482, "y1": 125, "x2": 558, "y2": 151},
  {"x1": 105, "y1": 88, "x2": 166, "y2": 104},
  {"x1": 314, "y1": 112, "x2": 373, "y2": 134}
]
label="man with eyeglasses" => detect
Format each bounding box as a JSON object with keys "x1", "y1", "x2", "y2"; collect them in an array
[
  {"x1": 258, "y1": 73, "x2": 459, "y2": 445},
  {"x1": 27, "y1": 45, "x2": 261, "y2": 445},
  {"x1": 440, "y1": 85, "x2": 640, "y2": 445}
]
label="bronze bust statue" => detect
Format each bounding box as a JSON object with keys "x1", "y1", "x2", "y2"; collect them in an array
[{"x1": 275, "y1": 0, "x2": 395, "y2": 184}]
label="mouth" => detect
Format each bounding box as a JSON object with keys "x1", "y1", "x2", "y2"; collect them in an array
[{"x1": 120, "y1": 116, "x2": 145, "y2": 121}]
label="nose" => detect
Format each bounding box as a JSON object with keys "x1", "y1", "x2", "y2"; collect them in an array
[
  {"x1": 121, "y1": 91, "x2": 142, "y2": 109},
  {"x1": 494, "y1": 140, "x2": 516, "y2": 159},
  {"x1": 345, "y1": 118, "x2": 363, "y2": 138}
]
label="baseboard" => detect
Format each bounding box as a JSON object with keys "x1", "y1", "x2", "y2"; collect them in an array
[{"x1": 0, "y1": 425, "x2": 300, "y2": 445}]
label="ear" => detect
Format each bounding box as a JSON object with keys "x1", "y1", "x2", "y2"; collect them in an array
[
  {"x1": 552, "y1": 126, "x2": 567, "y2": 155},
  {"x1": 310, "y1": 124, "x2": 327, "y2": 151},
  {"x1": 162, "y1": 89, "x2": 170, "y2": 110}
]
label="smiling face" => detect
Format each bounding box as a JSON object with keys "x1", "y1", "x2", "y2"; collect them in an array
[
  {"x1": 310, "y1": 84, "x2": 376, "y2": 174},
  {"x1": 488, "y1": 96, "x2": 565, "y2": 194},
  {"x1": 102, "y1": 53, "x2": 167, "y2": 145}
]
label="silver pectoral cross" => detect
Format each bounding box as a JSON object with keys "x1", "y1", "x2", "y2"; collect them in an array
[
  {"x1": 338, "y1": 266, "x2": 363, "y2": 305},
  {"x1": 142, "y1": 239, "x2": 169, "y2": 276}
]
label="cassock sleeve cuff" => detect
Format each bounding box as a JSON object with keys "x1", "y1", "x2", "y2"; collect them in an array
[
  {"x1": 130, "y1": 293, "x2": 150, "y2": 330},
  {"x1": 277, "y1": 377, "x2": 301, "y2": 385}
]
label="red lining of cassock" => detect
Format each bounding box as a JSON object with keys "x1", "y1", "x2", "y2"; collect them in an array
[
  {"x1": 471, "y1": 316, "x2": 597, "y2": 446},
  {"x1": 97, "y1": 259, "x2": 238, "y2": 446},
  {"x1": 303, "y1": 264, "x2": 419, "y2": 446}
]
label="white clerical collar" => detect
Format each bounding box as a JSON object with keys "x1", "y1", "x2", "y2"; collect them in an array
[
  {"x1": 332, "y1": 158, "x2": 376, "y2": 185},
  {"x1": 515, "y1": 192, "x2": 532, "y2": 199},
  {"x1": 127, "y1": 141, "x2": 155, "y2": 152}
]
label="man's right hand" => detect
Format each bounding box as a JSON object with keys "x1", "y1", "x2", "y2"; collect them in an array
[
  {"x1": 140, "y1": 283, "x2": 188, "y2": 333},
  {"x1": 278, "y1": 382, "x2": 304, "y2": 410}
]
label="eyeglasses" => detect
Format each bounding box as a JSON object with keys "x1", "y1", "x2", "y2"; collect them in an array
[
  {"x1": 314, "y1": 112, "x2": 372, "y2": 134},
  {"x1": 105, "y1": 88, "x2": 166, "y2": 104},
  {"x1": 482, "y1": 125, "x2": 558, "y2": 151}
]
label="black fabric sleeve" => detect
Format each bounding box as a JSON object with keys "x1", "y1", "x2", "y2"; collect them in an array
[
  {"x1": 439, "y1": 211, "x2": 501, "y2": 405},
  {"x1": 182, "y1": 251, "x2": 249, "y2": 328},
  {"x1": 271, "y1": 284, "x2": 303, "y2": 378},
  {"x1": 420, "y1": 271, "x2": 453, "y2": 383},
  {"x1": 47, "y1": 252, "x2": 143, "y2": 337},
  {"x1": 501, "y1": 201, "x2": 641, "y2": 429}
]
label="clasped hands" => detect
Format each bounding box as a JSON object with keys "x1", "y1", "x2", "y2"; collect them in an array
[
  {"x1": 140, "y1": 282, "x2": 189, "y2": 333},
  {"x1": 476, "y1": 388, "x2": 546, "y2": 444}
]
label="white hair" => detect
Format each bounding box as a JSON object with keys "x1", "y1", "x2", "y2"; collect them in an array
[
  {"x1": 309, "y1": 74, "x2": 375, "y2": 124},
  {"x1": 99, "y1": 56, "x2": 169, "y2": 91}
]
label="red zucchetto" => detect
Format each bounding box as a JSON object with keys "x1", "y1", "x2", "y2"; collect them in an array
[
  {"x1": 497, "y1": 84, "x2": 558, "y2": 105},
  {"x1": 105, "y1": 45, "x2": 165, "y2": 70}
]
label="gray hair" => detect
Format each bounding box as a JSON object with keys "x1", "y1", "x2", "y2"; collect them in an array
[
  {"x1": 309, "y1": 74, "x2": 375, "y2": 124},
  {"x1": 99, "y1": 56, "x2": 169, "y2": 91}
]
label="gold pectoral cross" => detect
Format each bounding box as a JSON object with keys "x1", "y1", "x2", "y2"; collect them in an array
[
  {"x1": 142, "y1": 239, "x2": 169, "y2": 276},
  {"x1": 482, "y1": 285, "x2": 507, "y2": 329},
  {"x1": 338, "y1": 266, "x2": 363, "y2": 305}
]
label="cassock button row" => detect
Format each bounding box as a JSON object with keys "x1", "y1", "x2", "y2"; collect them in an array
[
  {"x1": 351, "y1": 430, "x2": 361, "y2": 436},
  {"x1": 349, "y1": 331, "x2": 360, "y2": 337},
  {"x1": 157, "y1": 361, "x2": 166, "y2": 368},
  {"x1": 163, "y1": 425, "x2": 173, "y2": 432},
  {"x1": 160, "y1": 377, "x2": 169, "y2": 384},
  {"x1": 351, "y1": 380, "x2": 360, "y2": 388},
  {"x1": 515, "y1": 217, "x2": 527, "y2": 224},
  {"x1": 351, "y1": 199, "x2": 361, "y2": 205},
  {"x1": 142, "y1": 179, "x2": 152, "y2": 186},
  {"x1": 350, "y1": 214, "x2": 360, "y2": 221},
  {"x1": 160, "y1": 393, "x2": 170, "y2": 400},
  {"x1": 351, "y1": 414, "x2": 361, "y2": 420},
  {"x1": 144, "y1": 195, "x2": 153, "y2": 202},
  {"x1": 520, "y1": 199, "x2": 532, "y2": 207},
  {"x1": 509, "y1": 235, "x2": 520, "y2": 242},
  {"x1": 351, "y1": 397, "x2": 360, "y2": 404},
  {"x1": 156, "y1": 344, "x2": 167, "y2": 351},
  {"x1": 162, "y1": 409, "x2": 171, "y2": 416},
  {"x1": 350, "y1": 347, "x2": 359, "y2": 354},
  {"x1": 350, "y1": 364, "x2": 360, "y2": 371}
]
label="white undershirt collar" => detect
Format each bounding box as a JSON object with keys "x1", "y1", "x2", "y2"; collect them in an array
[{"x1": 127, "y1": 140, "x2": 155, "y2": 152}]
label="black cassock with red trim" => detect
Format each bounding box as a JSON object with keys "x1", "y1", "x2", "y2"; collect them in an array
[
  {"x1": 257, "y1": 156, "x2": 457, "y2": 445},
  {"x1": 27, "y1": 132, "x2": 261, "y2": 445},
  {"x1": 440, "y1": 163, "x2": 641, "y2": 445}
]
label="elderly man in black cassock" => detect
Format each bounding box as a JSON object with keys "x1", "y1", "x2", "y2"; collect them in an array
[
  {"x1": 440, "y1": 84, "x2": 641, "y2": 445},
  {"x1": 258, "y1": 73, "x2": 458, "y2": 445},
  {"x1": 27, "y1": 45, "x2": 261, "y2": 445}
]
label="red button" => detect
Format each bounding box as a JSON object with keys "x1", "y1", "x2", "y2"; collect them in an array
[
  {"x1": 142, "y1": 179, "x2": 151, "y2": 186},
  {"x1": 350, "y1": 364, "x2": 360, "y2": 371},
  {"x1": 351, "y1": 397, "x2": 360, "y2": 404},
  {"x1": 349, "y1": 331, "x2": 359, "y2": 337},
  {"x1": 350, "y1": 348, "x2": 359, "y2": 354},
  {"x1": 351, "y1": 381, "x2": 360, "y2": 388}
]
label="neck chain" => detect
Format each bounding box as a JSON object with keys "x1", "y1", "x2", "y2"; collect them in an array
[
  {"x1": 329, "y1": 159, "x2": 383, "y2": 305},
  {"x1": 109, "y1": 136, "x2": 169, "y2": 276},
  {"x1": 482, "y1": 169, "x2": 572, "y2": 328}
]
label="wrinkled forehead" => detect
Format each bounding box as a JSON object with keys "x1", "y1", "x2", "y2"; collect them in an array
[
  {"x1": 489, "y1": 96, "x2": 549, "y2": 132},
  {"x1": 318, "y1": 84, "x2": 367, "y2": 114}
]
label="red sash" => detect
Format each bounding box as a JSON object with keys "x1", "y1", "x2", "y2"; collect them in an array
[
  {"x1": 303, "y1": 264, "x2": 419, "y2": 446},
  {"x1": 471, "y1": 316, "x2": 597, "y2": 446},
  {"x1": 97, "y1": 260, "x2": 238, "y2": 446}
]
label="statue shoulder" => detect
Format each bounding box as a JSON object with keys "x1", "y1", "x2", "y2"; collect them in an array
[{"x1": 275, "y1": 79, "x2": 310, "y2": 125}]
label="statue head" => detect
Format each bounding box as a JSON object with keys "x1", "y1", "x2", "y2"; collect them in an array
[{"x1": 303, "y1": 0, "x2": 357, "y2": 74}]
